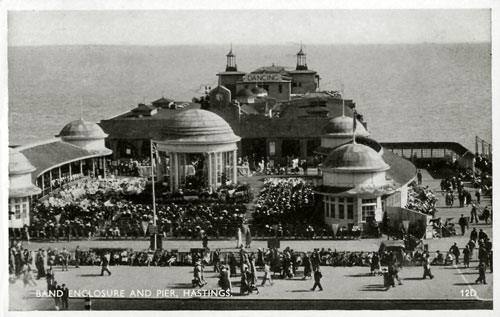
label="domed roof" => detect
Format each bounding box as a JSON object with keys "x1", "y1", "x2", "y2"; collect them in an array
[
  {"x1": 9, "y1": 148, "x2": 36, "y2": 175},
  {"x1": 323, "y1": 115, "x2": 369, "y2": 136},
  {"x1": 57, "y1": 119, "x2": 108, "y2": 140},
  {"x1": 251, "y1": 86, "x2": 268, "y2": 96},
  {"x1": 163, "y1": 109, "x2": 240, "y2": 144},
  {"x1": 237, "y1": 88, "x2": 255, "y2": 97},
  {"x1": 322, "y1": 143, "x2": 390, "y2": 172}
]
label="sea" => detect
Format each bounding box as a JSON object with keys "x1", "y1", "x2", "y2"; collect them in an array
[{"x1": 8, "y1": 43, "x2": 492, "y2": 152}]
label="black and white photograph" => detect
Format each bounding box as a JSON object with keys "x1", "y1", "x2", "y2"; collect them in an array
[{"x1": 2, "y1": 0, "x2": 498, "y2": 313}]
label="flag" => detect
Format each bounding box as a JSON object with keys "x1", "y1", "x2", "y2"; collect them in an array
[{"x1": 151, "y1": 141, "x2": 161, "y2": 164}]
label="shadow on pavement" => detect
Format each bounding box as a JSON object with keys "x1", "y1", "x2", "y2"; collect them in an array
[
  {"x1": 345, "y1": 273, "x2": 374, "y2": 277},
  {"x1": 80, "y1": 274, "x2": 104, "y2": 277},
  {"x1": 402, "y1": 277, "x2": 424, "y2": 280}
]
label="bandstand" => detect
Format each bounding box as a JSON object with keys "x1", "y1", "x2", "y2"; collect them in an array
[{"x1": 155, "y1": 109, "x2": 241, "y2": 192}]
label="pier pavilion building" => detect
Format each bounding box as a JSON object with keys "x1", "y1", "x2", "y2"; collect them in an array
[
  {"x1": 12, "y1": 119, "x2": 112, "y2": 201},
  {"x1": 154, "y1": 109, "x2": 241, "y2": 192},
  {"x1": 8, "y1": 148, "x2": 41, "y2": 228}
]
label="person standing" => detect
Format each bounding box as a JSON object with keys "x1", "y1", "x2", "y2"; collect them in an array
[
  {"x1": 470, "y1": 205, "x2": 479, "y2": 224},
  {"x1": 303, "y1": 254, "x2": 312, "y2": 280},
  {"x1": 422, "y1": 253, "x2": 434, "y2": 279},
  {"x1": 61, "y1": 248, "x2": 69, "y2": 272},
  {"x1": 228, "y1": 252, "x2": 237, "y2": 277},
  {"x1": 475, "y1": 262, "x2": 487, "y2": 284},
  {"x1": 417, "y1": 170, "x2": 422, "y2": 185},
  {"x1": 458, "y1": 215, "x2": 468, "y2": 236},
  {"x1": 74, "y1": 246, "x2": 81, "y2": 268},
  {"x1": 311, "y1": 267, "x2": 323, "y2": 291},
  {"x1": 236, "y1": 228, "x2": 242, "y2": 248},
  {"x1": 245, "y1": 228, "x2": 252, "y2": 248},
  {"x1": 483, "y1": 207, "x2": 490, "y2": 224},
  {"x1": 240, "y1": 265, "x2": 250, "y2": 295},
  {"x1": 84, "y1": 295, "x2": 92, "y2": 311},
  {"x1": 61, "y1": 284, "x2": 69, "y2": 310},
  {"x1": 213, "y1": 248, "x2": 221, "y2": 273},
  {"x1": 202, "y1": 234, "x2": 209, "y2": 249},
  {"x1": 100, "y1": 253, "x2": 111, "y2": 276},
  {"x1": 475, "y1": 188, "x2": 481, "y2": 204}
]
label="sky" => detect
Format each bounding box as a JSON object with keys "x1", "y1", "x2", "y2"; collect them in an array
[{"x1": 7, "y1": 9, "x2": 491, "y2": 46}]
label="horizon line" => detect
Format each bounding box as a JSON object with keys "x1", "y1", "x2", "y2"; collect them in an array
[{"x1": 8, "y1": 41, "x2": 492, "y2": 48}]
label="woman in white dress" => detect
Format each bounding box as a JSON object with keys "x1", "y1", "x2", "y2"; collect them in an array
[{"x1": 236, "y1": 228, "x2": 242, "y2": 248}]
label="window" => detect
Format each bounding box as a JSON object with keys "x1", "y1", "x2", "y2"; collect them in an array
[
  {"x1": 347, "y1": 204, "x2": 354, "y2": 220},
  {"x1": 279, "y1": 85, "x2": 283, "y2": 93},
  {"x1": 269, "y1": 141, "x2": 276, "y2": 156},
  {"x1": 361, "y1": 198, "x2": 377, "y2": 222},
  {"x1": 339, "y1": 204, "x2": 345, "y2": 219},
  {"x1": 15, "y1": 204, "x2": 21, "y2": 219},
  {"x1": 331, "y1": 200, "x2": 336, "y2": 218}
]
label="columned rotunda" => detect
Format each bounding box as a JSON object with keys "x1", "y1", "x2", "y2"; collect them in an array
[{"x1": 155, "y1": 109, "x2": 241, "y2": 192}]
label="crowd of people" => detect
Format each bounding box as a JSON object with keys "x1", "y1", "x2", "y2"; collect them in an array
[
  {"x1": 19, "y1": 177, "x2": 253, "y2": 240},
  {"x1": 405, "y1": 182, "x2": 438, "y2": 216},
  {"x1": 251, "y1": 178, "x2": 333, "y2": 238}
]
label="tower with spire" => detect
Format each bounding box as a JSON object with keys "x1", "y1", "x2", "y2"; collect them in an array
[
  {"x1": 225, "y1": 43, "x2": 237, "y2": 72},
  {"x1": 296, "y1": 42, "x2": 308, "y2": 70}
]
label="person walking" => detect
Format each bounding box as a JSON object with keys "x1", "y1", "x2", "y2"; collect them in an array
[
  {"x1": 470, "y1": 228, "x2": 478, "y2": 242},
  {"x1": 261, "y1": 261, "x2": 274, "y2": 286},
  {"x1": 475, "y1": 188, "x2": 481, "y2": 204},
  {"x1": 193, "y1": 260, "x2": 206, "y2": 288},
  {"x1": 422, "y1": 254, "x2": 434, "y2": 279},
  {"x1": 311, "y1": 267, "x2": 323, "y2": 291},
  {"x1": 463, "y1": 246, "x2": 471, "y2": 268},
  {"x1": 219, "y1": 265, "x2": 232, "y2": 294},
  {"x1": 458, "y1": 215, "x2": 468, "y2": 236},
  {"x1": 100, "y1": 253, "x2": 111, "y2": 276},
  {"x1": 475, "y1": 262, "x2": 487, "y2": 284},
  {"x1": 449, "y1": 243, "x2": 460, "y2": 264},
  {"x1": 370, "y1": 252, "x2": 381, "y2": 275}
]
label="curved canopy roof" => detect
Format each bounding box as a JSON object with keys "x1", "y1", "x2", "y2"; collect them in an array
[{"x1": 9, "y1": 148, "x2": 36, "y2": 175}]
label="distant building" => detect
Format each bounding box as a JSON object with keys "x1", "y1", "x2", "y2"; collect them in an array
[{"x1": 217, "y1": 45, "x2": 319, "y2": 101}]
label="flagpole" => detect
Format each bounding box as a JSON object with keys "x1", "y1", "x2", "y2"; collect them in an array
[
  {"x1": 150, "y1": 139, "x2": 157, "y2": 250},
  {"x1": 352, "y1": 109, "x2": 357, "y2": 144}
]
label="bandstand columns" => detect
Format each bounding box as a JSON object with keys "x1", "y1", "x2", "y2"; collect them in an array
[
  {"x1": 173, "y1": 153, "x2": 179, "y2": 190},
  {"x1": 207, "y1": 152, "x2": 213, "y2": 190},
  {"x1": 168, "y1": 153, "x2": 174, "y2": 192},
  {"x1": 233, "y1": 149, "x2": 238, "y2": 184}
]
